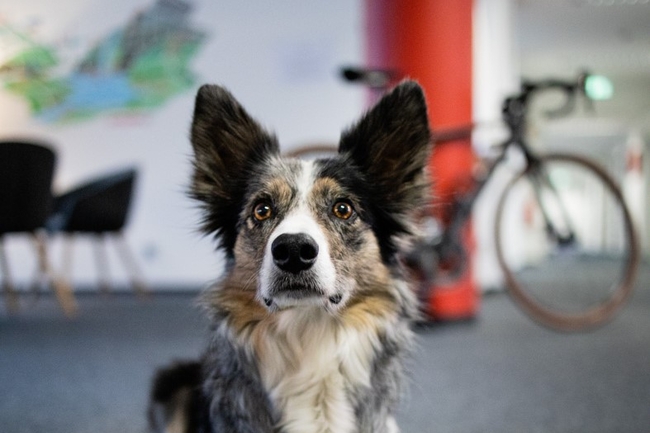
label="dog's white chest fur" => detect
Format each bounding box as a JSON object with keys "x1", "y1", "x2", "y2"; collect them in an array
[{"x1": 254, "y1": 308, "x2": 381, "y2": 433}]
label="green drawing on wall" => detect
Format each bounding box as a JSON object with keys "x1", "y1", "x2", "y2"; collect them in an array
[{"x1": 0, "y1": 0, "x2": 205, "y2": 123}]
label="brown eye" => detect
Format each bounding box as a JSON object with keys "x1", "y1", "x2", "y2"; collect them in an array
[
  {"x1": 332, "y1": 201, "x2": 354, "y2": 220},
  {"x1": 253, "y1": 202, "x2": 273, "y2": 221}
]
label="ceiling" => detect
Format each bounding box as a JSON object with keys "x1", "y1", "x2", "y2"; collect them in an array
[{"x1": 515, "y1": 0, "x2": 650, "y2": 126}]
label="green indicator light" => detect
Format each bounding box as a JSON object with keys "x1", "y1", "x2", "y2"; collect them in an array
[{"x1": 584, "y1": 75, "x2": 614, "y2": 100}]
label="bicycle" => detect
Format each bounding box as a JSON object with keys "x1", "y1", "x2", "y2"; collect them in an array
[{"x1": 288, "y1": 71, "x2": 640, "y2": 332}]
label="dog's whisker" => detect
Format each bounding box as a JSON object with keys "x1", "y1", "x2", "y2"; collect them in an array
[{"x1": 241, "y1": 273, "x2": 257, "y2": 292}]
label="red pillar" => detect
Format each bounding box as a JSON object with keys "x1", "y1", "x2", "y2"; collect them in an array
[{"x1": 366, "y1": 0, "x2": 479, "y2": 321}]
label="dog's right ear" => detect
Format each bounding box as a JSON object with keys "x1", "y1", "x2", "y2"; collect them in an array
[{"x1": 190, "y1": 85, "x2": 279, "y2": 254}]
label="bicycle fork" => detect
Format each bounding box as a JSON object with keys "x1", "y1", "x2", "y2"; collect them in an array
[{"x1": 527, "y1": 163, "x2": 577, "y2": 248}]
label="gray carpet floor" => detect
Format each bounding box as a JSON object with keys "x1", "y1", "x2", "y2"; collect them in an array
[{"x1": 1, "y1": 264, "x2": 649, "y2": 433}]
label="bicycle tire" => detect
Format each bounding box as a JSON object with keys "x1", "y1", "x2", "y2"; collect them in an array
[{"x1": 494, "y1": 153, "x2": 639, "y2": 332}]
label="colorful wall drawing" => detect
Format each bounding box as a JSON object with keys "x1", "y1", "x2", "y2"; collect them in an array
[{"x1": 0, "y1": 0, "x2": 205, "y2": 123}]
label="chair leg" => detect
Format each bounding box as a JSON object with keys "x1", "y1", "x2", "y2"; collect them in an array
[
  {"x1": 114, "y1": 232, "x2": 149, "y2": 298},
  {"x1": 0, "y1": 237, "x2": 20, "y2": 314},
  {"x1": 62, "y1": 234, "x2": 74, "y2": 283},
  {"x1": 29, "y1": 237, "x2": 50, "y2": 301},
  {"x1": 92, "y1": 235, "x2": 112, "y2": 295},
  {"x1": 33, "y1": 231, "x2": 77, "y2": 318},
  {"x1": 30, "y1": 234, "x2": 72, "y2": 305}
]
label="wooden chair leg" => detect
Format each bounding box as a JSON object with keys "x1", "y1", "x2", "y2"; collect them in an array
[
  {"x1": 33, "y1": 231, "x2": 77, "y2": 318},
  {"x1": 0, "y1": 237, "x2": 20, "y2": 314},
  {"x1": 92, "y1": 235, "x2": 111, "y2": 295},
  {"x1": 29, "y1": 235, "x2": 50, "y2": 301},
  {"x1": 30, "y1": 234, "x2": 72, "y2": 305},
  {"x1": 62, "y1": 234, "x2": 74, "y2": 283},
  {"x1": 114, "y1": 232, "x2": 149, "y2": 299}
]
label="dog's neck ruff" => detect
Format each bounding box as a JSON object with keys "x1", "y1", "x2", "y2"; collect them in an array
[
  {"x1": 262, "y1": 308, "x2": 380, "y2": 433},
  {"x1": 224, "y1": 298, "x2": 402, "y2": 433}
]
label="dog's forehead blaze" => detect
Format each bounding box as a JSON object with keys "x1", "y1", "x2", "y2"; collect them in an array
[
  {"x1": 255, "y1": 158, "x2": 309, "y2": 198},
  {"x1": 252, "y1": 159, "x2": 338, "y2": 213}
]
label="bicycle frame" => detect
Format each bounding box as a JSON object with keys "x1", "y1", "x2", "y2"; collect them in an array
[{"x1": 434, "y1": 73, "x2": 593, "y2": 276}]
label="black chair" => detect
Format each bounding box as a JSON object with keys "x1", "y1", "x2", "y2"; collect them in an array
[
  {"x1": 47, "y1": 167, "x2": 148, "y2": 296},
  {"x1": 0, "y1": 140, "x2": 77, "y2": 316}
]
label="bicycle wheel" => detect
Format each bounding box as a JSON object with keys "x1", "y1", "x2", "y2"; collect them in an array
[{"x1": 495, "y1": 153, "x2": 639, "y2": 332}]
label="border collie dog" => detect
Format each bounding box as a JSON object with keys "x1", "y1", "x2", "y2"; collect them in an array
[{"x1": 149, "y1": 81, "x2": 432, "y2": 433}]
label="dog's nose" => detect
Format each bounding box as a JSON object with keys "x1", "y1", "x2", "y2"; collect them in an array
[{"x1": 271, "y1": 233, "x2": 319, "y2": 274}]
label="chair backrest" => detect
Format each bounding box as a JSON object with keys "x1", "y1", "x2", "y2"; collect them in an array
[
  {"x1": 0, "y1": 141, "x2": 56, "y2": 235},
  {"x1": 56, "y1": 168, "x2": 138, "y2": 233}
]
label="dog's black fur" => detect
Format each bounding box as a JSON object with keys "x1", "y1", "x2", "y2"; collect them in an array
[{"x1": 148, "y1": 361, "x2": 209, "y2": 432}]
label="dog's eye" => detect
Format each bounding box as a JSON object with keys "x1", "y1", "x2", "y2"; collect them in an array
[
  {"x1": 332, "y1": 201, "x2": 354, "y2": 220},
  {"x1": 253, "y1": 202, "x2": 273, "y2": 221}
]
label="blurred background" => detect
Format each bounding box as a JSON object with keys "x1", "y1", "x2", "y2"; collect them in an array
[
  {"x1": 0, "y1": 0, "x2": 648, "y2": 291},
  {"x1": 1, "y1": 1, "x2": 649, "y2": 432}
]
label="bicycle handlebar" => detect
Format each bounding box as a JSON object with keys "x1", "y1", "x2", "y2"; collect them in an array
[
  {"x1": 517, "y1": 72, "x2": 591, "y2": 119},
  {"x1": 502, "y1": 71, "x2": 600, "y2": 138},
  {"x1": 340, "y1": 67, "x2": 606, "y2": 149}
]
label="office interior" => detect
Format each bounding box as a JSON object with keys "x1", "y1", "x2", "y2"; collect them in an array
[{"x1": 1, "y1": 1, "x2": 649, "y2": 432}]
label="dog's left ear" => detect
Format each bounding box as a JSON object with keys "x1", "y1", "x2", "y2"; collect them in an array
[
  {"x1": 190, "y1": 85, "x2": 279, "y2": 254},
  {"x1": 339, "y1": 80, "x2": 432, "y2": 211}
]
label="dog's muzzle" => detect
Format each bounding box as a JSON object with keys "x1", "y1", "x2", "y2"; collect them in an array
[
  {"x1": 262, "y1": 232, "x2": 342, "y2": 308},
  {"x1": 271, "y1": 233, "x2": 319, "y2": 274}
]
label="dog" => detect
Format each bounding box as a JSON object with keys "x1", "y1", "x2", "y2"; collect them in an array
[{"x1": 149, "y1": 80, "x2": 433, "y2": 433}]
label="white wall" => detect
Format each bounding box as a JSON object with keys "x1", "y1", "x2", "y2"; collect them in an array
[
  {"x1": 0, "y1": 0, "x2": 365, "y2": 289},
  {"x1": 472, "y1": 0, "x2": 519, "y2": 291}
]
